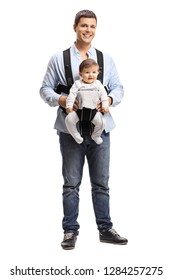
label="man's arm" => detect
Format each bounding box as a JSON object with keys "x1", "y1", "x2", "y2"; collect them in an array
[
  {"x1": 39, "y1": 54, "x2": 61, "y2": 107},
  {"x1": 104, "y1": 54, "x2": 124, "y2": 107}
]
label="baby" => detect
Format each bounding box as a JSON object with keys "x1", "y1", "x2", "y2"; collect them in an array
[{"x1": 65, "y1": 58, "x2": 109, "y2": 144}]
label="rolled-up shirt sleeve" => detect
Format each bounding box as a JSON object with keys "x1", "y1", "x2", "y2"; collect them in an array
[
  {"x1": 40, "y1": 54, "x2": 63, "y2": 107},
  {"x1": 104, "y1": 54, "x2": 124, "y2": 107}
]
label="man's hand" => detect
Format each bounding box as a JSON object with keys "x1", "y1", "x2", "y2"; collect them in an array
[
  {"x1": 58, "y1": 95, "x2": 67, "y2": 108},
  {"x1": 108, "y1": 96, "x2": 113, "y2": 106},
  {"x1": 97, "y1": 97, "x2": 112, "y2": 112},
  {"x1": 73, "y1": 99, "x2": 79, "y2": 111},
  {"x1": 102, "y1": 107, "x2": 110, "y2": 113},
  {"x1": 59, "y1": 96, "x2": 79, "y2": 111}
]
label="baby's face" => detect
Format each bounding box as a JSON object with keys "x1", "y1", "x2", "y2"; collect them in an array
[{"x1": 80, "y1": 65, "x2": 99, "y2": 84}]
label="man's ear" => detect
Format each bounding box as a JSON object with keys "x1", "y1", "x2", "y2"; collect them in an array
[{"x1": 73, "y1": 24, "x2": 76, "y2": 32}]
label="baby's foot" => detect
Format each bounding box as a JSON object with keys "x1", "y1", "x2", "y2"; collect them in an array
[{"x1": 91, "y1": 136, "x2": 103, "y2": 145}]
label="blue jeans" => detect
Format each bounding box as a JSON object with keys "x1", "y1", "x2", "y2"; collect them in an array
[{"x1": 59, "y1": 131, "x2": 113, "y2": 233}]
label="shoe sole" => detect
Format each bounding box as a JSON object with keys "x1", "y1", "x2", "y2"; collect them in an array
[
  {"x1": 100, "y1": 239, "x2": 128, "y2": 245},
  {"x1": 61, "y1": 246, "x2": 75, "y2": 250}
]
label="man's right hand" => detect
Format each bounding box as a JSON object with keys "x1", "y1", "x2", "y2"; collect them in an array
[
  {"x1": 58, "y1": 95, "x2": 67, "y2": 108},
  {"x1": 73, "y1": 99, "x2": 79, "y2": 111},
  {"x1": 59, "y1": 96, "x2": 79, "y2": 111}
]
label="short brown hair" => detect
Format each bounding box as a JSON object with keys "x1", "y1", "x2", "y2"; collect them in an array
[
  {"x1": 79, "y1": 58, "x2": 99, "y2": 72},
  {"x1": 74, "y1": 10, "x2": 97, "y2": 26}
]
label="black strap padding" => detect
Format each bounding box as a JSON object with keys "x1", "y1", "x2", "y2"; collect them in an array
[
  {"x1": 76, "y1": 108, "x2": 97, "y2": 121},
  {"x1": 63, "y1": 48, "x2": 74, "y2": 87},
  {"x1": 77, "y1": 108, "x2": 97, "y2": 137},
  {"x1": 55, "y1": 84, "x2": 71, "y2": 94},
  {"x1": 95, "y1": 48, "x2": 104, "y2": 83}
]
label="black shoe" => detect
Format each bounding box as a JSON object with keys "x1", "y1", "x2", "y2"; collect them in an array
[
  {"x1": 61, "y1": 232, "x2": 77, "y2": 250},
  {"x1": 99, "y1": 228, "x2": 128, "y2": 245}
]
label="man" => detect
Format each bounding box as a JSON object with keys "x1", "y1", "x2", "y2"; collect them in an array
[{"x1": 40, "y1": 10, "x2": 128, "y2": 250}]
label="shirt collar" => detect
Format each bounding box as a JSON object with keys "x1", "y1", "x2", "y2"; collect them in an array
[{"x1": 71, "y1": 43, "x2": 95, "y2": 56}]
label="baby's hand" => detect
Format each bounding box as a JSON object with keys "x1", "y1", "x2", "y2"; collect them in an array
[{"x1": 66, "y1": 108, "x2": 73, "y2": 113}]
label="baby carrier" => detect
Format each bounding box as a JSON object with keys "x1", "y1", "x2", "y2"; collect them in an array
[{"x1": 55, "y1": 48, "x2": 107, "y2": 136}]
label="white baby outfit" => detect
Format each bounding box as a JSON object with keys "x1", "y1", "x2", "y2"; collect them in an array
[{"x1": 65, "y1": 79, "x2": 108, "y2": 144}]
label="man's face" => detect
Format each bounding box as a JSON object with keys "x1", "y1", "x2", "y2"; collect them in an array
[{"x1": 74, "y1": 17, "x2": 97, "y2": 45}]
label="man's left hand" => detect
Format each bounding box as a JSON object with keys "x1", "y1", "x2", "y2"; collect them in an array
[{"x1": 97, "y1": 97, "x2": 112, "y2": 112}]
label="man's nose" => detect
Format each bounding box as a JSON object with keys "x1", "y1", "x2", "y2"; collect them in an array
[{"x1": 86, "y1": 26, "x2": 91, "y2": 32}]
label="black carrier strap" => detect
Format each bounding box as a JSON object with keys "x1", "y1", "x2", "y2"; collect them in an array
[
  {"x1": 96, "y1": 49, "x2": 104, "y2": 84},
  {"x1": 63, "y1": 48, "x2": 74, "y2": 87},
  {"x1": 76, "y1": 108, "x2": 97, "y2": 136},
  {"x1": 55, "y1": 48, "x2": 74, "y2": 94}
]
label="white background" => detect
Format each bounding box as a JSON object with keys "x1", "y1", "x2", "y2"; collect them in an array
[{"x1": 0, "y1": 0, "x2": 173, "y2": 279}]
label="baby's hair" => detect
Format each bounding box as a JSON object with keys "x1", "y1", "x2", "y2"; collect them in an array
[{"x1": 79, "y1": 58, "x2": 99, "y2": 72}]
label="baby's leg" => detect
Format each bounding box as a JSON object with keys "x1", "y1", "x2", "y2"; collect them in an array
[
  {"x1": 65, "y1": 112, "x2": 83, "y2": 144},
  {"x1": 91, "y1": 112, "x2": 104, "y2": 144}
]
